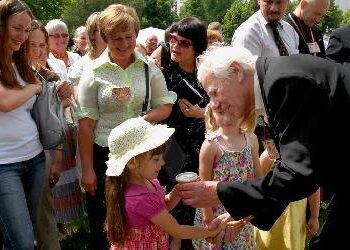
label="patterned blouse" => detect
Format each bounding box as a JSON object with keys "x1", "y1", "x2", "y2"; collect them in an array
[{"x1": 77, "y1": 50, "x2": 177, "y2": 147}]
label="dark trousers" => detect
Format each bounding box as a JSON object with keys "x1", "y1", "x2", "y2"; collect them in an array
[{"x1": 85, "y1": 144, "x2": 109, "y2": 250}]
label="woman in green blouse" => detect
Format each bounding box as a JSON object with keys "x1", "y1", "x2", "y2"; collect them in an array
[{"x1": 77, "y1": 4, "x2": 176, "y2": 249}]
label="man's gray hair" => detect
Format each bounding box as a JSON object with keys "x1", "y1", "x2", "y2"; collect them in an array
[
  {"x1": 45, "y1": 19, "x2": 68, "y2": 35},
  {"x1": 197, "y1": 46, "x2": 257, "y2": 82}
]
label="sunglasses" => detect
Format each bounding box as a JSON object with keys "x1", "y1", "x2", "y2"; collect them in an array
[
  {"x1": 169, "y1": 33, "x2": 193, "y2": 49},
  {"x1": 49, "y1": 33, "x2": 69, "y2": 39}
]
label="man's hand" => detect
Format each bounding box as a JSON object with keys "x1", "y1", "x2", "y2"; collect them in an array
[{"x1": 175, "y1": 180, "x2": 220, "y2": 208}]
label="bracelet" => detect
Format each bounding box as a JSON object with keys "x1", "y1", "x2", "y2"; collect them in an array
[{"x1": 54, "y1": 147, "x2": 64, "y2": 151}]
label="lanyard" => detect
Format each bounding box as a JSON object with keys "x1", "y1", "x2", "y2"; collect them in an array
[{"x1": 289, "y1": 14, "x2": 317, "y2": 55}]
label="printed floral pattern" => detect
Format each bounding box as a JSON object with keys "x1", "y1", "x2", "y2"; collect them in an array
[
  {"x1": 193, "y1": 133, "x2": 255, "y2": 250},
  {"x1": 111, "y1": 223, "x2": 169, "y2": 250}
]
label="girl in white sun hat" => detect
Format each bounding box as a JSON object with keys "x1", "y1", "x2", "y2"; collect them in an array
[{"x1": 105, "y1": 117, "x2": 223, "y2": 249}]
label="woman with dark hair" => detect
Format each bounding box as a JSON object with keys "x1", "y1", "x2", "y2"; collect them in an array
[{"x1": 151, "y1": 16, "x2": 209, "y2": 249}]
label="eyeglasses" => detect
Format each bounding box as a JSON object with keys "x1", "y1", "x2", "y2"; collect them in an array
[
  {"x1": 49, "y1": 33, "x2": 69, "y2": 39},
  {"x1": 169, "y1": 33, "x2": 193, "y2": 49}
]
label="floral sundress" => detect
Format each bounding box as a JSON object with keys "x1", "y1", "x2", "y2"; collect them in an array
[{"x1": 193, "y1": 133, "x2": 255, "y2": 250}]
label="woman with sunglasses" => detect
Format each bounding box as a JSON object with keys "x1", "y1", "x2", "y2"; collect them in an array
[
  {"x1": 151, "y1": 16, "x2": 209, "y2": 250},
  {"x1": 45, "y1": 19, "x2": 81, "y2": 69}
]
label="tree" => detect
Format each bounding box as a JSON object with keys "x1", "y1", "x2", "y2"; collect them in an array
[
  {"x1": 341, "y1": 9, "x2": 350, "y2": 27},
  {"x1": 60, "y1": 0, "x2": 143, "y2": 33},
  {"x1": 141, "y1": 0, "x2": 177, "y2": 29},
  {"x1": 179, "y1": 0, "x2": 208, "y2": 23},
  {"x1": 222, "y1": 0, "x2": 255, "y2": 43},
  {"x1": 24, "y1": 0, "x2": 67, "y2": 21},
  {"x1": 319, "y1": 0, "x2": 343, "y2": 33},
  {"x1": 204, "y1": 0, "x2": 235, "y2": 24}
]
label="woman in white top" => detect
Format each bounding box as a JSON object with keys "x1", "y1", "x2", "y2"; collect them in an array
[
  {"x1": 0, "y1": 1, "x2": 46, "y2": 248},
  {"x1": 45, "y1": 19, "x2": 81, "y2": 69}
]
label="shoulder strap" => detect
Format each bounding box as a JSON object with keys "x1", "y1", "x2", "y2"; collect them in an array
[{"x1": 142, "y1": 62, "x2": 149, "y2": 115}]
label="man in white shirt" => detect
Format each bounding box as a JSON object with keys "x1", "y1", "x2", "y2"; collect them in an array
[{"x1": 231, "y1": 0, "x2": 299, "y2": 57}]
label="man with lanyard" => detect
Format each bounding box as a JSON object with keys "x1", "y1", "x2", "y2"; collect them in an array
[{"x1": 285, "y1": 0, "x2": 330, "y2": 58}]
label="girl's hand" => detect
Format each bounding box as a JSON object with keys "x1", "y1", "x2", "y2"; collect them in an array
[
  {"x1": 307, "y1": 216, "x2": 319, "y2": 238},
  {"x1": 49, "y1": 162, "x2": 61, "y2": 188},
  {"x1": 55, "y1": 80, "x2": 72, "y2": 100},
  {"x1": 202, "y1": 210, "x2": 215, "y2": 227},
  {"x1": 31, "y1": 83, "x2": 42, "y2": 95},
  {"x1": 178, "y1": 99, "x2": 204, "y2": 119}
]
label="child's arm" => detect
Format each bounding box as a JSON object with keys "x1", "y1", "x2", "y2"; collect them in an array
[
  {"x1": 150, "y1": 209, "x2": 223, "y2": 239},
  {"x1": 259, "y1": 149, "x2": 275, "y2": 176},
  {"x1": 307, "y1": 188, "x2": 320, "y2": 238},
  {"x1": 164, "y1": 189, "x2": 181, "y2": 211},
  {"x1": 249, "y1": 133, "x2": 262, "y2": 177},
  {"x1": 199, "y1": 140, "x2": 218, "y2": 225}
]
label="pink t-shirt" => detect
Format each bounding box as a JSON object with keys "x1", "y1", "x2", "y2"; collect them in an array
[{"x1": 125, "y1": 179, "x2": 166, "y2": 229}]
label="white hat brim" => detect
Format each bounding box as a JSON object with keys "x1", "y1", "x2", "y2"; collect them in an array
[{"x1": 106, "y1": 125, "x2": 175, "y2": 176}]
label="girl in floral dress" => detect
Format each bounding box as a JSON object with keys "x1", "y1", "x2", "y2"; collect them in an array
[
  {"x1": 193, "y1": 107, "x2": 261, "y2": 249},
  {"x1": 105, "y1": 118, "x2": 222, "y2": 249}
]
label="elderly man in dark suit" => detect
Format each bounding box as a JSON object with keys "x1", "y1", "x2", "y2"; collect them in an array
[
  {"x1": 177, "y1": 46, "x2": 350, "y2": 249},
  {"x1": 326, "y1": 24, "x2": 350, "y2": 64}
]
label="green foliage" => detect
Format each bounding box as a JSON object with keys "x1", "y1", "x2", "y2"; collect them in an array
[
  {"x1": 141, "y1": 0, "x2": 177, "y2": 29},
  {"x1": 341, "y1": 9, "x2": 350, "y2": 27},
  {"x1": 204, "y1": 0, "x2": 235, "y2": 24},
  {"x1": 179, "y1": 0, "x2": 208, "y2": 23},
  {"x1": 60, "y1": 213, "x2": 92, "y2": 249},
  {"x1": 286, "y1": 0, "x2": 298, "y2": 14},
  {"x1": 24, "y1": 0, "x2": 67, "y2": 21},
  {"x1": 222, "y1": 0, "x2": 255, "y2": 43},
  {"x1": 319, "y1": 0, "x2": 343, "y2": 33},
  {"x1": 60, "y1": 0, "x2": 144, "y2": 33}
]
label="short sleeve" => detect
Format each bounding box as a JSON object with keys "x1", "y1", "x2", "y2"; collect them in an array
[
  {"x1": 76, "y1": 68, "x2": 99, "y2": 120},
  {"x1": 148, "y1": 61, "x2": 177, "y2": 108},
  {"x1": 134, "y1": 190, "x2": 166, "y2": 220}
]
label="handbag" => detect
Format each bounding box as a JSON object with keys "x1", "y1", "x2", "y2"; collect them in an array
[{"x1": 31, "y1": 70, "x2": 66, "y2": 150}]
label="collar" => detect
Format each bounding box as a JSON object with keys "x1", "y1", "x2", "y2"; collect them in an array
[
  {"x1": 92, "y1": 48, "x2": 148, "y2": 70},
  {"x1": 254, "y1": 72, "x2": 266, "y2": 117},
  {"x1": 258, "y1": 10, "x2": 285, "y2": 30}
]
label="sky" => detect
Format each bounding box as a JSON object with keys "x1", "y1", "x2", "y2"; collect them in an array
[{"x1": 335, "y1": 0, "x2": 350, "y2": 11}]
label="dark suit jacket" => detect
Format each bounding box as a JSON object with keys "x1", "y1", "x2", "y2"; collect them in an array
[
  {"x1": 326, "y1": 24, "x2": 350, "y2": 64},
  {"x1": 284, "y1": 13, "x2": 326, "y2": 58},
  {"x1": 217, "y1": 55, "x2": 350, "y2": 248}
]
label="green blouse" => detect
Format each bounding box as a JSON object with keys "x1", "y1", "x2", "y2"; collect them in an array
[{"x1": 77, "y1": 50, "x2": 177, "y2": 147}]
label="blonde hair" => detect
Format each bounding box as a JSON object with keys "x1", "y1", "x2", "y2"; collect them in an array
[
  {"x1": 99, "y1": 4, "x2": 140, "y2": 43},
  {"x1": 207, "y1": 29, "x2": 224, "y2": 44},
  {"x1": 204, "y1": 105, "x2": 218, "y2": 133},
  {"x1": 85, "y1": 12, "x2": 100, "y2": 57},
  {"x1": 204, "y1": 105, "x2": 256, "y2": 134}
]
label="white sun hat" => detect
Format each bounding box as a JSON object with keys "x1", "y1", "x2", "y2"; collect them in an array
[{"x1": 106, "y1": 117, "x2": 175, "y2": 176}]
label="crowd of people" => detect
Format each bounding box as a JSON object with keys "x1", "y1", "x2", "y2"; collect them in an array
[{"x1": 0, "y1": 0, "x2": 350, "y2": 249}]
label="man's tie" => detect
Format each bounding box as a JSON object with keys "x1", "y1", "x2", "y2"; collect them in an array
[{"x1": 269, "y1": 22, "x2": 289, "y2": 56}]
